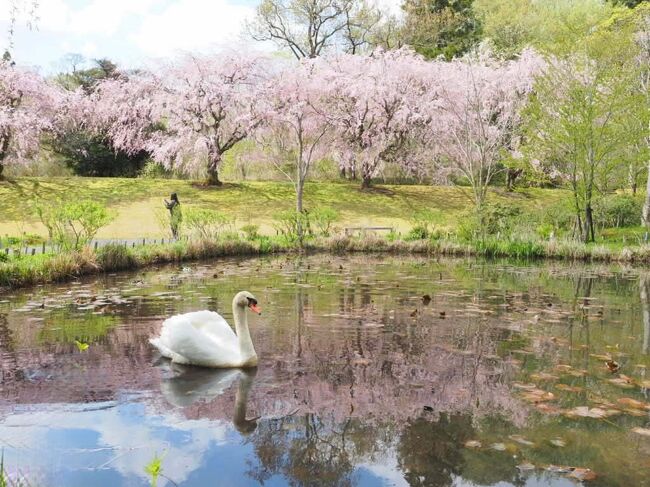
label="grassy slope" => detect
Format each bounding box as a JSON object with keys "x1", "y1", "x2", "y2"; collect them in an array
[{"x1": 0, "y1": 177, "x2": 567, "y2": 239}]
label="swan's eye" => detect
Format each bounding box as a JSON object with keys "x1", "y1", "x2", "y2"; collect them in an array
[{"x1": 246, "y1": 297, "x2": 257, "y2": 306}]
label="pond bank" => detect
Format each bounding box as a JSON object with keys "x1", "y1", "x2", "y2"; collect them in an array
[{"x1": 2, "y1": 235, "x2": 650, "y2": 291}]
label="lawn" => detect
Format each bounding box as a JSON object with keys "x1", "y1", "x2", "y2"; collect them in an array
[{"x1": 0, "y1": 177, "x2": 567, "y2": 239}]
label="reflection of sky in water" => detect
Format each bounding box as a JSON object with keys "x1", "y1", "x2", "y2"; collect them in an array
[
  {"x1": 0, "y1": 401, "x2": 423, "y2": 486},
  {"x1": 1, "y1": 400, "x2": 577, "y2": 487}
]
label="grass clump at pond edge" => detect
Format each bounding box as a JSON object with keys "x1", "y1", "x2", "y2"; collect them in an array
[{"x1": 4, "y1": 235, "x2": 650, "y2": 290}]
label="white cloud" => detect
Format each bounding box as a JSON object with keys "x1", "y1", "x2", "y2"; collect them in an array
[
  {"x1": 68, "y1": 0, "x2": 157, "y2": 35},
  {"x1": 132, "y1": 0, "x2": 255, "y2": 57}
]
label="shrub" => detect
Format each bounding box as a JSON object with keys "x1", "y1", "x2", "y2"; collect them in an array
[
  {"x1": 273, "y1": 210, "x2": 310, "y2": 243},
  {"x1": 309, "y1": 208, "x2": 339, "y2": 237},
  {"x1": 183, "y1": 208, "x2": 231, "y2": 240},
  {"x1": 97, "y1": 244, "x2": 137, "y2": 271},
  {"x1": 595, "y1": 194, "x2": 643, "y2": 228},
  {"x1": 457, "y1": 203, "x2": 521, "y2": 242},
  {"x1": 36, "y1": 200, "x2": 113, "y2": 251},
  {"x1": 241, "y1": 224, "x2": 260, "y2": 241}
]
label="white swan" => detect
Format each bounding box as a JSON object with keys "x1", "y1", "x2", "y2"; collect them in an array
[{"x1": 150, "y1": 291, "x2": 261, "y2": 368}]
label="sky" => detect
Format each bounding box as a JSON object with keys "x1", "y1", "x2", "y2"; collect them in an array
[{"x1": 0, "y1": 0, "x2": 401, "y2": 74}]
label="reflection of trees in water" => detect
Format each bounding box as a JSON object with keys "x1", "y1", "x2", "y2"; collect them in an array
[
  {"x1": 640, "y1": 273, "x2": 650, "y2": 355},
  {"x1": 247, "y1": 414, "x2": 392, "y2": 486},
  {"x1": 0, "y1": 313, "x2": 21, "y2": 384}
]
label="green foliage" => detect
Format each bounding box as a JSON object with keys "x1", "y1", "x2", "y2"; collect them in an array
[
  {"x1": 402, "y1": 0, "x2": 482, "y2": 59},
  {"x1": 144, "y1": 453, "x2": 163, "y2": 487},
  {"x1": 273, "y1": 210, "x2": 310, "y2": 243},
  {"x1": 183, "y1": 207, "x2": 231, "y2": 240},
  {"x1": 457, "y1": 203, "x2": 521, "y2": 241},
  {"x1": 406, "y1": 209, "x2": 442, "y2": 240},
  {"x1": 475, "y1": 0, "x2": 615, "y2": 56},
  {"x1": 35, "y1": 200, "x2": 113, "y2": 251},
  {"x1": 308, "y1": 207, "x2": 339, "y2": 237},
  {"x1": 139, "y1": 160, "x2": 175, "y2": 179},
  {"x1": 595, "y1": 193, "x2": 643, "y2": 228},
  {"x1": 241, "y1": 224, "x2": 260, "y2": 241},
  {"x1": 51, "y1": 130, "x2": 149, "y2": 177},
  {"x1": 474, "y1": 238, "x2": 545, "y2": 259}
]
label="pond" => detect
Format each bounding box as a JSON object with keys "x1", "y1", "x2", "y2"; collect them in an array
[{"x1": 0, "y1": 255, "x2": 649, "y2": 487}]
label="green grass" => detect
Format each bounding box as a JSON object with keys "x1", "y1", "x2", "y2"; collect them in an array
[{"x1": 0, "y1": 177, "x2": 567, "y2": 238}]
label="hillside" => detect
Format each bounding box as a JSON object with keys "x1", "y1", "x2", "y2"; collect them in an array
[{"x1": 0, "y1": 178, "x2": 566, "y2": 239}]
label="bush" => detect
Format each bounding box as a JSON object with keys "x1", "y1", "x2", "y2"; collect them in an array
[
  {"x1": 309, "y1": 208, "x2": 339, "y2": 237},
  {"x1": 183, "y1": 208, "x2": 231, "y2": 240},
  {"x1": 595, "y1": 194, "x2": 643, "y2": 228},
  {"x1": 457, "y1": 204, "x2": 521, "y2": 242},
  {"x1": 273, "y1": 210, "x2": 310, "y2": 243},
  {"x1": 240, "y1": 224, "x2": 260, "y2": 241},
  {"x1": 36, "y1": 200, "x2": 113, "y2": 251}
]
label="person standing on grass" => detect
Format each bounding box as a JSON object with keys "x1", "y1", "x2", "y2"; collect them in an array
[{"x1": 164, "y1": 193, "x2": 182, "y2": 239}]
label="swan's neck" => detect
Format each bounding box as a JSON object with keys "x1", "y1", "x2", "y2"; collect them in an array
[
  {"x1": 233, "y1": 372, "x2": 255, "y2": 431},
  {"x1": 233, "y1": 303, "x2": 257, "y2": 366}
]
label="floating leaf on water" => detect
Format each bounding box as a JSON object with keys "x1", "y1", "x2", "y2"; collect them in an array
[
  {"x1": 517, "y1": 462, "x2": 536, "y2": 472},
  {"x1": 550, "y1": 438, "x2": 566, "y2": 447},
  {"x1": 555, "y1": 384, "x2": 583, "y2": 393},
  {"x1": 535, "y1": 403, "x2": 561, "y2": 415},
  {"x1": 509, "y1": 435, "x2": 535, "y2": 447},
  {"x1": 563, "y1": 406, "x2": 609, "y2": 419},
  {"x1": 568, "y1": 468, "x2": 597, "y2": 482},
  {"x1": 490, "y1": 443, "x2": 507, "y2": 451},
  {"x1": 631, "y1": 427, "x2": 650, "y2": 437},
  {"x1": 617, "y1": 398, "x2": 650, "y2": 411},
  {"x1": 464, "y1": 440, "x2": 481, "y2": 449},
  {"x1": 608, "y1": 376, "x2": 635, "y2": 389},
  {"x1": 605, "y1": 360, "x2": 620, "y2": 373},
  {"x1": 623, "y1": 408, "x2": 646, "y2": 417},
  {"x1": 513, "y1": 382, "x2": 538, "y2": 390},
  {"x1": 74, "y1": 340, "x2": 89, "y2": 352},
  {"x1": 546, "y1": 465, "x2": 571, "y2": 474},
  {"x1": 531, "y1": 372, "x2": 559, "y2": 381},
  {"x1": 555, "y1": 364, "x2": 573, "y2": 372},
  {"x1": 521, "y1": 389, "x2": 555, "y2": 403},
  {"x1": 590, "y1": 353, "x2": 612, "y2": 361}
]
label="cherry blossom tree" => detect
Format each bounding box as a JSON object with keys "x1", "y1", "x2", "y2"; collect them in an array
[
  {"x1": 255, "y1": 59, "x2": 331, "y2": 238},
  {"x1": 94, "y1": 53, "x2": 265, "y2": 186},
  {"x1": 321, "y1": 49, "x2": 434, "y2": 188},
  {"x1": 0, "y1": 59, "x2": 61, "y2": 178},
  {"x1": 428, "y1": 48, "x2": 544, "y2": 214}
]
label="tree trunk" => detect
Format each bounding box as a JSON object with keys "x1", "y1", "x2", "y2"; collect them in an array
[
  {"x1": 506, "y1": 168, "x2": 522, "y2": 192},
  {"x1": 361, "y1": 176, "x2": 371, "y2": 189},
  {"x1": 206, "y1": 167, "x2": 222, "y2": 186},
  {"x1": 643, "y1": 160, "x2": 650, "y2": 226},
  {"x1": 296, "y1": 178, "x2": 305, "y2": 244},
  {"x1": 0, "y1": 162, "x2": 4, "y2": 180},
  {"x1": 584, "y1": 205, "x2": 595, "y2": 243}
]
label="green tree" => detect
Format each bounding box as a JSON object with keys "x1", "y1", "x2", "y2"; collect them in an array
[
  {"x1": 401, "y1": 0, "x2": 482, "y2": 59},
  {"x1": 524, "y1": 31, "x2": 642, "y2": 242},
  {"x1": 474, "y1": 0, "x2": 615, "y2": 57}
]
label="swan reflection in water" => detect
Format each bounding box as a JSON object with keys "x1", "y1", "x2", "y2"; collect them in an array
[{"x1": 158, "y1": 363, "x2": 259, "y2": 434}]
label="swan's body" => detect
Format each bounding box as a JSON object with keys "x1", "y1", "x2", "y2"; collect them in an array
[{"x1": 150, "y1": 291, "x2": 260, "y2": 368}]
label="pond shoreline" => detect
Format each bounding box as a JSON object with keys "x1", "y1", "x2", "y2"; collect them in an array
[{"x1": 2, "y1": 235, "x2": 650, "y2": 291}]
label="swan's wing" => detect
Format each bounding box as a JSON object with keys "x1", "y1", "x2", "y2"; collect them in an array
[
  {"x1": 152, "y1": 311, "x2": 241, "y2": 367},
  {"x1": 184, "y1": 310, "x2": 238, "y2": 348}
]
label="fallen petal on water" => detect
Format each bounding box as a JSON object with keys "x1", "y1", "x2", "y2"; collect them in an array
[
  {"x1": 464, "y1": 440, "x2": 481, "y2": 449},
  {"x1": 550, "y1": 438, "x2": 566, "y2": 447}
]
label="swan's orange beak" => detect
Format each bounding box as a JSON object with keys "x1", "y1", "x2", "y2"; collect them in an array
[{"x1": 248, "y1": 303, "x2": 262, "y2": 315}]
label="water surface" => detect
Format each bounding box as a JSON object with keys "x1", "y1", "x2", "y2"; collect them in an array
[{"x1": 1, "y1": 255, "x2": 649, "y2": 486}]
